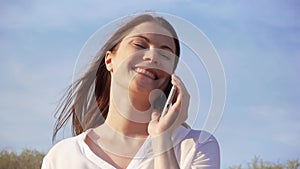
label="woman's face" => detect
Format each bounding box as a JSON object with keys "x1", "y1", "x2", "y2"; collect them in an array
[{"x1": 106, "y1": 21, "x2": 177, "y2": 94}]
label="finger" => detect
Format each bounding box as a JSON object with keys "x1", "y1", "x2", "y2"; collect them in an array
[
  {"x1": 170, "y1": 75, "x2": 189, "y2": 119},
  {"x1": 171, "y1": 74, "x2": 183, "y2": 85},
  {"x1": 171, "y1": 74, "x2": 187, "y2": 94},
  {"x1": 150, "y1": 111, "x2": 160, "y2": 123}
]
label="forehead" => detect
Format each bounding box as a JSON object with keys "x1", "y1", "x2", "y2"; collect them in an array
[
  {"x1": 126, "y1": 21, "x2": 175, "y2": 41},
  {"x1": 124, "y1": 22, "x2": 176, "y2": 51}
]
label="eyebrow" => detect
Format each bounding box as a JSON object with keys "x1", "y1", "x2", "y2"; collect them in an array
[{"x1": 130, "y1": 35, "x2": 175, "y2": 53}]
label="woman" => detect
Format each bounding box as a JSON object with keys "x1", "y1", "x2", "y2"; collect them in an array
[{"x1": 42, "y1": 13, "x2": 220, "y2": 169}]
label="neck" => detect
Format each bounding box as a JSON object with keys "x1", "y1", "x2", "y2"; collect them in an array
[
  {"x1": 105, "y1": 105, "x2": 149, "y2": 137},
  {"x1": 105, "y1": 83, "x2": 154, "y2": 137}
]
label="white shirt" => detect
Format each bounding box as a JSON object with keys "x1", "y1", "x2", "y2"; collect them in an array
[{"x1": 42, "y1": 126, "x2": 220, "y2": 169}]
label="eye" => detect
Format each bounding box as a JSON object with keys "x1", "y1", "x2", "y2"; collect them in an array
[
  {"x1": 133, "y1": 43, "x2": 146, "y2": 49},
  {"x1": 132, "y1": 40, "x2": 147, "y2": 49},
  {"x1": 159, "y1": 50, "x2": 173, "y2": 60}
]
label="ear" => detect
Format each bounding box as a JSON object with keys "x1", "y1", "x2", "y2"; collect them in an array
[{"x1": 105, "y1": 51, "x2": 113, "y2": 72}]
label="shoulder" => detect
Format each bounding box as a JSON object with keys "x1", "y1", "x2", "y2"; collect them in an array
[
  {"x1": 42, "y1": 133, "x2": 85, "y2": 168},
  {"x1": 42, "y1": 131, "x2": 103, "y2": 169},
  {"x1": 174, "y1": 126, "x2": 220, "y2": 168},
  {"x1": 47, "y1": 134, "x2": 84, "y2": 156},
  {"x1": 175, "y1": 126, "x2": 219, "y2": 146},
  {"x1": 188, "y1": 128, "x2": 219, "y2": 146},
  {"x1": 187, "y1": 129, "x2": 220, "y2": 156}
]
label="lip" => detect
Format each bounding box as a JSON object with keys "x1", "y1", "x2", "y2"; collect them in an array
[{"x1": 133, "y1": 66, "x2": 158, "y2": 80}]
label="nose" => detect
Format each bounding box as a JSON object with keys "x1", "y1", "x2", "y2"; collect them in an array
[{"x1": 143, "y1": 49, "x2": 159, "y2": 65}]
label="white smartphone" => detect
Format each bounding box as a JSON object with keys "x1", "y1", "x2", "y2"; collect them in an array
[{"x1": 160, "y1": 85, "x2": 177, "y2": 119}]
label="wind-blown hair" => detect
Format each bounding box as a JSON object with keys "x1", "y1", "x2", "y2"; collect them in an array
[{"x1": 52, "y1": 13, "x2": 181, "y2": 142}]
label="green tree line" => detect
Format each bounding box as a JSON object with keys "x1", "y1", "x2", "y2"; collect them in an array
[
  {"x1": 0, "y1": 149, "x2": 299, "y2": 169},
  {"x1": 0, "y1": 149, "x2": 44, "y2": 169},
  {"x1": 229, "y1": 156, "x2": 299, "y2": 169}
]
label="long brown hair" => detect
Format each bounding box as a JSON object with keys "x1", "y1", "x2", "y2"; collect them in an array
[{"x1": 52, "y1": 13, "x2": 181, "y2": 142}]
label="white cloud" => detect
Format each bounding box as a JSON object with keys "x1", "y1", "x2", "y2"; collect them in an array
[
  {"x1": 188, "y1": 0, "x2": 299, "y2": 29},
  {"x1": 248, "y1": 105, "x2": 300, "y2": 150},
  {"x1": 0, "y1": 53, "x2": 72, "y2": 152},
  {"x1": 277, "y1": 132, "x2": 300, "y2": 149},
  {"x1": 0, "y1": 0, "x2": 185, "y2": 30},
  {"x1": 2, "y1": 0, "x2": 298, "y2": 29},
  {"x1": 0, "y1": 1, "x2": 115, "y2": 30}
]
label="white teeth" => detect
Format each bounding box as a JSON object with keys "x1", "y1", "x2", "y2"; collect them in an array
[{"x1": 135, "y1": 67, "x2": 156, "y2": 79}]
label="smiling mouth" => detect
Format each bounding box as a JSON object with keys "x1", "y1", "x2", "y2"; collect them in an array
[{"x1": 134, "y1": 67, "x2": 158, "y2": 80}]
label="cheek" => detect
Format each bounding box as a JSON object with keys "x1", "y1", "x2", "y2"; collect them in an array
[
  {"x1": 158, "y1": 75, "x2": 171, "y2": 90},
  {"x1": 113, "y1": 54, "x2": 141, "y2": 73},
  {"x1": 161, "y1": 60, "x2": 176, "y2": 74}
]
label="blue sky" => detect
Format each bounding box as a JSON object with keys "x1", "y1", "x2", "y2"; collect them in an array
[{"x1": 0, "y1": 0, "x2": 299, "y2": 168}]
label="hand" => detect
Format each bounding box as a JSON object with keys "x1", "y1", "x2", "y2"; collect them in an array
[{"x1": 148, "y1": 74, "x2": 190, "y2": 137}]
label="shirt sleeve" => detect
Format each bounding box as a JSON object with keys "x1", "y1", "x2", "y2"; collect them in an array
[
  {"x1": 190, "y1": 134, "x2": 220, "y2": 169},
  {"x1": 41, "y1": 155, "x2": 52, "y2": 169}
]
